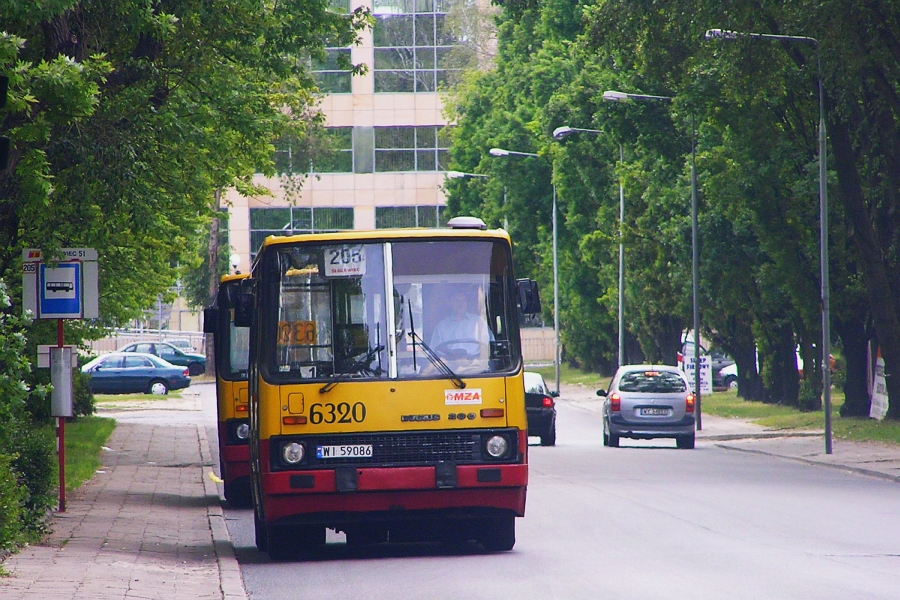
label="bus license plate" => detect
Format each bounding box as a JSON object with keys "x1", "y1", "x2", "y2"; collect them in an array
[
  {"x1": 316, "y1": 444, "x2": 373, "y2": 459},
  {"x1": 639, "y1": 407, "x2": 669, "y2": 416}
]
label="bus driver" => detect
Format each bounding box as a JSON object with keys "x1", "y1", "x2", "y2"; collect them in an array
[{"x1": 430, "y1": 288, "x2": 492, "y2": 361}]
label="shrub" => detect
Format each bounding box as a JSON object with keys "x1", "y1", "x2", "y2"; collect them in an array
[
  {"x1": 0, "y1": 282, "x2": 56, "y2": 546},
  {"x1": 0, "y1": 452, "x2": 26, "y2": 553},
  {"x1": 2, "y1": 421, "x2": 55, "y2": 536},
  {"x1": 72, "y1": 367, "x2": 95, "y2": 417}
]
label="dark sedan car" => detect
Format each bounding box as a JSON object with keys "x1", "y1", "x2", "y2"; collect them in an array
[
  {"x1": 81, "y1": 352, "x2": 191, "y2": 395},
  {"x1": 525, "y1": 371, "x2": 557, "y2": 446},
  {"x1": 119, "y1": 341, "x2": 206, "y2": 375}
]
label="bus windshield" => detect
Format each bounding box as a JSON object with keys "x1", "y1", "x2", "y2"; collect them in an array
[
  {"x1": 264, "y1": 239, "x2": 519, "y2": 383},
  {"x1": 217, "y1": 280, "x2": 250, "y2": 381}
]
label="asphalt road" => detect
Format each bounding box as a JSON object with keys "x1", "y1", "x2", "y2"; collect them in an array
[{"x1": 214, "y1": 391, "x2": 900, "y2": 600}]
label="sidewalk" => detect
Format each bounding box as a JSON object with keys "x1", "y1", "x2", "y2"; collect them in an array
[
  {"x1": 0, "y1": 383, "x2": 246, "y2": 600},
  {"x1": 562, "y1": 383, "x2": 900, "y2": 483}
]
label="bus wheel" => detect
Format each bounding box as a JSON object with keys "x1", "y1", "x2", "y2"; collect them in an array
[
  {"x1": 224, "y1": 480, "x2": 252, "y2": 508},
  {"x1": 267, "y1": 525, "x2": 325, "y2": 561},
  {"x1": 346, "y1": 525, "x2": 387, "y2": 547},
  {"x1": 480, "y1": 516, "x2": 515, "y2": 552},
  {"x1": 254, "y1": 511, "x2": 268, "y2": 552}
]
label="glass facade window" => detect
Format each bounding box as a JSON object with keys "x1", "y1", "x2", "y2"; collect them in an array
[
  {"x1": 374, "y1": 0, "x2": 458, "y2": 93},
  {"x1": 374, "y1": 125, "x2": 449, "y2": 172},
  {"x1": 375, "y1": 205, "x2": 447, "y2": 228},
  {"x1": 250, "y1": 207, "x2": 354, "y2": 260},
  {"x1": 313, "y1": 49, "x2": 352, "y2": 94},
  {"x1": 315, "y1": 127, "x2": 354, "y2": 173}
]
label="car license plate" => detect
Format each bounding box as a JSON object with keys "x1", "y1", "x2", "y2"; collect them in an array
[
  {"x1": 316, "y1": 444, "x2": 373, "y2": 459},
  {"x1": 639, "y1": 407, "x2": 669, "y2": 416}
]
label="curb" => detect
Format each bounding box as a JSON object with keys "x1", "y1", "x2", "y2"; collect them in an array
[
  {"x1": 198, "y1": 425, "x2": 248, "y2": 600},
  {"x1": 698, "y1": 431, "x2": 822, "y2": 442},
  {"x1": 715, "y1": 442, "x2": 900, "y2": 485}
]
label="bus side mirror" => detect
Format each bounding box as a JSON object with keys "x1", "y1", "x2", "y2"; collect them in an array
[
  {"x1": 203, "y1": 307, "x2": 218, "y2": 334},
  {"x1": 233, "y1": 293, "x2": 254, "y2": 328},
  {"x1": 517, "y1": 279, "x2": 541, "y2": 315}
]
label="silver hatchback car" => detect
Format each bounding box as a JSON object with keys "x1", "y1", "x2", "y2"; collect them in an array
[{"x1": 597, "y1": 364, "x2": 696, "y2": 449}]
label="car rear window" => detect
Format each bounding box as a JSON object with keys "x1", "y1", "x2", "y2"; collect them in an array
[{"x1": 618, "y1": 371, "x2": 686, "y2": 393}]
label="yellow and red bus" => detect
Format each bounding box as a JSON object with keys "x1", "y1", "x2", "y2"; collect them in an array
[
  {"x1": 205, "y1": 273, "x2": 252, "y2": 507},
  {"x1": 237, "y1": 217, "x2": 541, "y2": 558}
]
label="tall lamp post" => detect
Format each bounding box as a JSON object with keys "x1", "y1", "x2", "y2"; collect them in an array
[
  {"x1": 603, "y1": 90, "x2": 702, "y2": 430},
  {"x1": 489, "y1": 147, "x2": 560, "y2": 395},
  {"x1": 552, "y1": 126, "x2": 626, "y2": 368},
  {"x1": 705, "y1": 28, "x2": 831, "y2": 454}
]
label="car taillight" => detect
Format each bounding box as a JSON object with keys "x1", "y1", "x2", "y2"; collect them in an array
[
  {"x1": 685, "y1": 393, "x2": 695, "y2": 413},
  {"x1": 609, "y1": 392, "x2": 621, "y2": 412},
  {"x1": 183, "y1": 369, "x2": 190, "y2": 377},
  {"x1": 542, "y1": 395, "x2": 554, "y2": 408}
]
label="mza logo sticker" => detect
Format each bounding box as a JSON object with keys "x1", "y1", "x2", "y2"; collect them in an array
[{"x1": 444, "y1": 389, "x2": 482, "y2": 405}]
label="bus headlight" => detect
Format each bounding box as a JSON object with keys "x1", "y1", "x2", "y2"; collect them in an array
[
  {"x1": 282, "y1": 442, "x2": 305, "y2": 465},
  {"x1": 235, "y1": 423, "x2": 250, "y2": 440},
  {"x1": 485, "y1": 435, "x2": 509, "y2": 458}
]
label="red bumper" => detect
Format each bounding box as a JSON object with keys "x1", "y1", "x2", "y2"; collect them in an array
[{"x1": 259, "y1": 436, "x2": 528, "y2": 523}]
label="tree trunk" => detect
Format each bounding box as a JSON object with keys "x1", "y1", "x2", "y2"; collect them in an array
[
  {"x1": 835, "y1": 315, "x2": 872, "y2": 417},
  {"x1": 830, "y1": 119, "x2": 900, "y2": 419},
  {"x1": 765, "y1": 324, "x2": 802, "y2": 407}
]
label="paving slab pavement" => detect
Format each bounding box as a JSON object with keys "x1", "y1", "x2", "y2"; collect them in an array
[{"x1": 0, "y1": 383, "x2": 247, "y2": 600}]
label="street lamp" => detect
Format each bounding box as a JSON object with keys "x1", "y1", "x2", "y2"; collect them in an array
[
  {"x1": 553, "y1": 126, "x2": 626, "y2": 368},
  {"x1": 447, "y1": 170, "x2": 489, "y2": 179},
  {"x1": 604, "y1": 90, "x2": 703, "y2": 430},
  {"x1": 705, "y1": 28, "x2": 831, "y2": 454},
  {"x1": 489, "y1": 147, "x2": 560, "y2": 395}
]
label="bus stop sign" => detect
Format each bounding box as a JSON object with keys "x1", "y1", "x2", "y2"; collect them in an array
[{"x1": 23, "y1": 248, "x2": 99, "y2": 319}]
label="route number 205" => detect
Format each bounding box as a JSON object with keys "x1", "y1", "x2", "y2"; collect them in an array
[{"x1": 309, "y1": 402, "x2": 366, "y2": 424}]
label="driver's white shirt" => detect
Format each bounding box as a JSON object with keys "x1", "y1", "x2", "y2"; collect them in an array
[{"x1": 430, "y1": 313, "x2": 490, "y2": 351}]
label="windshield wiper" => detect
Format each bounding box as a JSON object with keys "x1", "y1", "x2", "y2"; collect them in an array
[
  {"x1": 408, "y1": 331, "x2": 465, "y2": 389},
  {"x1": 405, "y1": 297, "x2": 464, "y2": 389},
  {"x1": 320, "y1": 344, "x2": 385, "y2": 393}
]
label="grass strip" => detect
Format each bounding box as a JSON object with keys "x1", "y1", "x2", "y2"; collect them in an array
[
  {"x1": 94, "y1": 390, "x2": 183, "y2": 403},
  {"x1": 64, "y1": 416, "x2": 117, "y2": 491}
]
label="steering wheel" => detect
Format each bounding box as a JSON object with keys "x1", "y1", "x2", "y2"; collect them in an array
[{"x1": 434, "y1": 339, "x2": 482, "y2": 360}]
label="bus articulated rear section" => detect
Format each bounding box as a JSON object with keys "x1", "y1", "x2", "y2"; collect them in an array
[
  {"x1": 204, "y1": 274, "x2": 252, "y2": 507},
  {"x1": 242, "y1": 221, "x2": 541, "y2": 559}
]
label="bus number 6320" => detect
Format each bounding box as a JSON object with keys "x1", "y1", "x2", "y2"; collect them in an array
[{"x1": 309, "y1": 402, "x2": 367, "y2": 424}]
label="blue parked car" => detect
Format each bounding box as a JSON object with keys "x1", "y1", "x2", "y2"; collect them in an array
[{"x1": 81, "y1": 352, "x2": 191, "y2": 395}]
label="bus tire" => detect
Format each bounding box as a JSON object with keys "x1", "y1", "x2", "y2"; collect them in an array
[
  {"x1": 480, "y1": 516, "x2": 515, "y2": 552},
  {"x1": 254, "y1": 511, "x2": 268, "y2": 552},
  {"x1": 267, "y1": 525, "x2": 326, "y2": 560},
  {"x1": 346, "y1": 525, "x2": 387, "y2": 546},
  {"x1": 224, "y1": 480, "x2": 252, "y2": 508},
  {"x1": 266, "y1": 525, "x2": 295, "y2": 561}
]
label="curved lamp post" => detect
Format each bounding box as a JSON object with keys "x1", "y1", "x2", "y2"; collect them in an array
[
  {"x1": 489, "y1": 147, "x2": 560, "y2": 395},
  {"x1": 603, "y1": 90, "x2": 703, "y2": 431},
  {"x1": 705, "y1": 28, "x2": 831, "y2": 454},
  {"x1": 552, "y1": 126, "x2": 626, "y2": 368}
]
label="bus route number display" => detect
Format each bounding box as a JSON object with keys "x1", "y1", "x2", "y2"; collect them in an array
[
  {"x1": 324, "y1": 245, "x2": 366, "y2": 277},
  {"x1": 278, "y1": 320, "x2": 317, "y2": 346}
]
